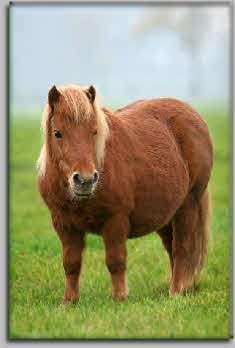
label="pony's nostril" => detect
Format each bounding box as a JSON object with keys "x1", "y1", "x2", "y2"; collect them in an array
[
  {"x1": 73, "y1": 173, "x2": 82, "y2": 185},
  {"x1": 72, "y1": 172, "x2": 98, "y2": 188},
  {"x1": 93, "y1": 171, "x2": 99, "y2": 183}
]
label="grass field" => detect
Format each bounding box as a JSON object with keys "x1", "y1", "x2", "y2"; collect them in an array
[{"x1": 9, "y1": 107, "x2": 231, "y2": 339}]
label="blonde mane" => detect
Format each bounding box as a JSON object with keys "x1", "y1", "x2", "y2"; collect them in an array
[{"x1": 37, "y1": 84, "x2": 110, "y2": 176}]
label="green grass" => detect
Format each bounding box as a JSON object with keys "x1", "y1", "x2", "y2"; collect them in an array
[{"x1": 9, "y1": 107, "x2": 231, "y2": 339}]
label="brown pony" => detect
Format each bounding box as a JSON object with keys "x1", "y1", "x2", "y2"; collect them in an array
[{"x1": 37, "y1": 84, "x2": 213, "y2": 303}]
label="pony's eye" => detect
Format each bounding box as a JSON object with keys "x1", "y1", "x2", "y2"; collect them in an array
[
  {"x1": 93, "y1": 130, "x2": 97, "y2": 136},
  {"x1": 54, "y1": 130, "x2": 62, "y2": 138}
]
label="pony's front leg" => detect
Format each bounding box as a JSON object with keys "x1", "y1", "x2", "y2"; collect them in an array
[
  {"x1": 54, "y1": 222, "x2": 85, "y2": 304},
  {"x1": 102, "y1": 214, "x2": 129, "y2": 301},
  {"x1": 62, "y1": 235, "x2": 85, "y2": 304}
]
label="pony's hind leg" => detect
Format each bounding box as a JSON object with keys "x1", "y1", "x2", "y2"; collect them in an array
[
  {"x1": 170, "y1": 189, "x2": 210, "y2": 296},
  {"x1": 157, "y1": 224, "x2": 174, "y2": 282}
]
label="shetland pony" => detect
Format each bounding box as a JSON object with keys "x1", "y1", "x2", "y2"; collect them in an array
[{"x1": 37, "y1": 84, "x2": 213, "y2": 303}]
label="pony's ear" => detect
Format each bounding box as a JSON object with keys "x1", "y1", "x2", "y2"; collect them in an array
[
  {"x1": 48, "y1": 85, "x2": 60, "y2": 108},
  {"x1": 85, "y1": 85, "x2": 96, "y2": 103}
]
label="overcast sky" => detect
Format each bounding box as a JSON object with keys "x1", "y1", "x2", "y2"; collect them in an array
[{"x1": 10, "y1": 4, "x2": 230, "y2": 114}]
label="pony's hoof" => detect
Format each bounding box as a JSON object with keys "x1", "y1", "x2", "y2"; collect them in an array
[
  {"x1": 112, "y1": 291, "x2": 128, "y2": 302},
  {"x1": 169, "y1": 282, "x2": 185, "y2": 297},
  {"x1": 63, "y1": 296, "x2": 79, "y2": 305}
]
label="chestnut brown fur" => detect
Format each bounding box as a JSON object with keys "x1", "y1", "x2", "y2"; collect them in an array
[{"x1": 37, "y1": 84, "x2": 213, "y2": 303}]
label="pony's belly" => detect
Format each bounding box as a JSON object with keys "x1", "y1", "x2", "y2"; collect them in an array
[
  {"x1": 129, "y1": 210, "x2": 165, "y2": 239},
  {"x1": 128, "y1": 159, "x2": 189, "y2": 237},
  {"x1": 129, "y1": 183, "x2": 187, "y2": 237},
  {"x1": 128, "y1": 221, "x2": 157, "y2": 239}
]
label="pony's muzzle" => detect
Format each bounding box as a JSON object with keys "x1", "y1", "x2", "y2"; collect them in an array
[
  {"x1": 72, "y1": 171, "x2": 99, "y2": 186},
  {"x1": 70, "y1": 170, "x2": 99, "y2": 196}
]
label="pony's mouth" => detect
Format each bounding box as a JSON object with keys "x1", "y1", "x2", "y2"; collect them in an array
[
  {"x1": 70, "y1": 185, "x2": 96, "y2": 200},
  {"x1": 78, "y1": 193, "x2": 91, "y2": 198}
]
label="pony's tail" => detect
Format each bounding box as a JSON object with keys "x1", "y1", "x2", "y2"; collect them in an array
[{"x1": 194, "y1": 188, "x2": 212, "y2": 285}]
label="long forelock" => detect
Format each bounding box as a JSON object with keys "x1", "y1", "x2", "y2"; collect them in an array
[
  {"x1": 37, "y1": 85, "x2": 110, "y2": 175},
  {"x1": 58, "y1": 85, "x2": 92, "y2": 121}
]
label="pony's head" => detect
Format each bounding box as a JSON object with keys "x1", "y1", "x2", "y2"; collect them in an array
[{"x1": 37, "y1": 84, "x2": 109, "y2": 199}]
